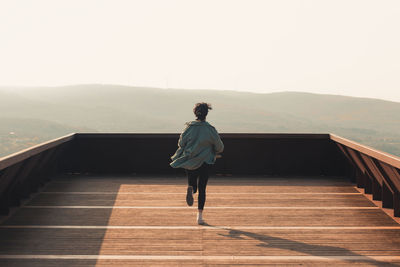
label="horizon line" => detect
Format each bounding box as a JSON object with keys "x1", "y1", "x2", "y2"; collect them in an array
[{"x1": 0, "y1": 83, "x2": 399, "y2": 104}]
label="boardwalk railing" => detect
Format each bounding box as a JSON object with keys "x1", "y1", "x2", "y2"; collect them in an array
[
  {"x1": 0, "y1": 133, "x2": 74, "y2": 215},
  {"x1": 0, "y1": 133, "x2": 400, "y2": 217},
  {"x1": 331, "y1": 134, "x2": 400, "y2": 216},
  {"x1": 63, "y1": 133, "x2": 346, "y2": 175}
]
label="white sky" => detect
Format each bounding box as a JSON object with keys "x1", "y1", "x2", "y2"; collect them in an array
[{"x1": 0, "y1": 0, "x2": 399, "y2": 101}]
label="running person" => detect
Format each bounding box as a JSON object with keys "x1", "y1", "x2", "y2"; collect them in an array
[{"x1": 170, "y1": 102, "x2": 224, "y2": 225}]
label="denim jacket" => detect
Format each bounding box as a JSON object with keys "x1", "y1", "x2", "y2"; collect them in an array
[{"x1": 170, "y1": 120, "x2": 224, "y2": 170}]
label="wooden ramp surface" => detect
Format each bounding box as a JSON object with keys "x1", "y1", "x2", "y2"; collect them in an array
[{"x1": 1, "y1": 175, "x2": 400, "y2": 266}]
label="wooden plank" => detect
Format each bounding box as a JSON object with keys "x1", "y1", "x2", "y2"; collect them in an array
[
  {"x1": 0, "y1": 228, "x2": 200, "y2": 255},
  {"x1": 336, "y1": 143, "x2": 359, "y2": 183},
  {"x1": 378, "y1": 162, "x2": 400, "y2": 192},
  {"x1": 0, "y1": 162, "x2": 24, "y2": 196},
  {"x1": 50, "y1": 175, "x2": 354, "y2": 185},
  {"x1": 0, "y1": 259, "x2": 200, "y2": 267},
  {"x1": 0, "y1": 258, "x2": 398, "y2": 267},
  {"x1": 2, "y1": 207, "x2": 397, "y2": 227},
  {"x1": 44, "y1": 182, "x2": 359, "y2": 193},
  {"x1": 16, "y1": 153, "x2": 43, "y2": 198},
  {"x1": 0, "y1": 228, "x2": 400, "y2": 256},
  {"x1": 2, "y1": 226, "x2": 400, "y2": 230},
  {"x1": 355, "y1": 170, "x2": 365, "y2": 188},
  {"x1": 377, "y1": 163, "x2": 400, "y2": 216},
  {"x1": 358, "y1": 154, "x2": 393, "y2": 202},
  {"x1": 358, "y1": 155, "x2": 384, "y2": 185},
  {"x1": 26, "y1": 148, "x2": 58, "y2": 189},
  {"x1": 382, "y1": 182, "x2": 394, "y2": 209},
  {"x1": 26, "y1": 193, "x2": 376, "y2": 207},
  {"x1": 1, "y1": 175, "x2": 400, "y2": 267},
  {"x1": 8, "y1": 154, "x2": 43, "y2": 199},
  {"x1": 345, "y1": 148, "x2": 374, "y2": 194},
  {"x1": 0, "y1": 162, "x2": 25, "y2": 214}
]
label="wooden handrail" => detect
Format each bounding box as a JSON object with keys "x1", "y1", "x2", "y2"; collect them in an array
[
  {"x1": 330, "y1": 134, "x2": 400, "y2": 170},
  {"x1": 75, "y1": 133, "x2": 330, "y2": 139},
  {"x1": 0, "y1": 133, "x2": 75, "y2": 170},
  {"x1": 330, "y1": 133, "x2": 400, "y2": 217}
]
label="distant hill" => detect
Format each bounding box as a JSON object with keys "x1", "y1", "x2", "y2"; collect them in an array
[
  {"x1": 1, "y1": 85, "x2": 400, "y2": 157},
  {"x1": 0, "y1": 117, "x2": 92, "y2": 157}
]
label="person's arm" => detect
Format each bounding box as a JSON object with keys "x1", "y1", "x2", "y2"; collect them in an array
[
  {"x1": 171, "y1": 125, "x2": 190, "y2": 161},
  {"x1": 213, "y1": 128, "x2": 224, "y2": 154}
]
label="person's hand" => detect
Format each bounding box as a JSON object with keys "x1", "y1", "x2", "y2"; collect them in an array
[{"x1": 215, "y1": 154, "x2": 222, "y2": 159}]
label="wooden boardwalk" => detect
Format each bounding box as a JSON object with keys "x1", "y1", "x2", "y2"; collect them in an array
[{"x1": 1, "y1": 175, "x2": 400, "y2": 266}]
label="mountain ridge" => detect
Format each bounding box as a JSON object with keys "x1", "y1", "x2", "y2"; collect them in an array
[
  {"x1": 1, "y1": 84, "x2": 399, "y2": 157},
  {"x1": 2, "y1": 84, "x2": 399, "y2": 104}
]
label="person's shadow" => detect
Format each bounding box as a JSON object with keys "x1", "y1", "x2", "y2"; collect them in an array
[{"x1": 201, "y1": 223, "x2": 399, "y2": 266}]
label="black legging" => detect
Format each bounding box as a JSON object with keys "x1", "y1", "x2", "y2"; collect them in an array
[{"x1": 185, "y1": 162, "x2": 210, "y2": 210}]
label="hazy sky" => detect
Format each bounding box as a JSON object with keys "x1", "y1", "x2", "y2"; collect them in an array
[{"x1": 1, "y1": 0, "x2": 399, "y2": 101}]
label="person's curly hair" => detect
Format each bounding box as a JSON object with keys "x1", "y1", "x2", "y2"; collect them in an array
[{"x1": 193, "y1": 102, "x2": 212, "y2": 121}]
